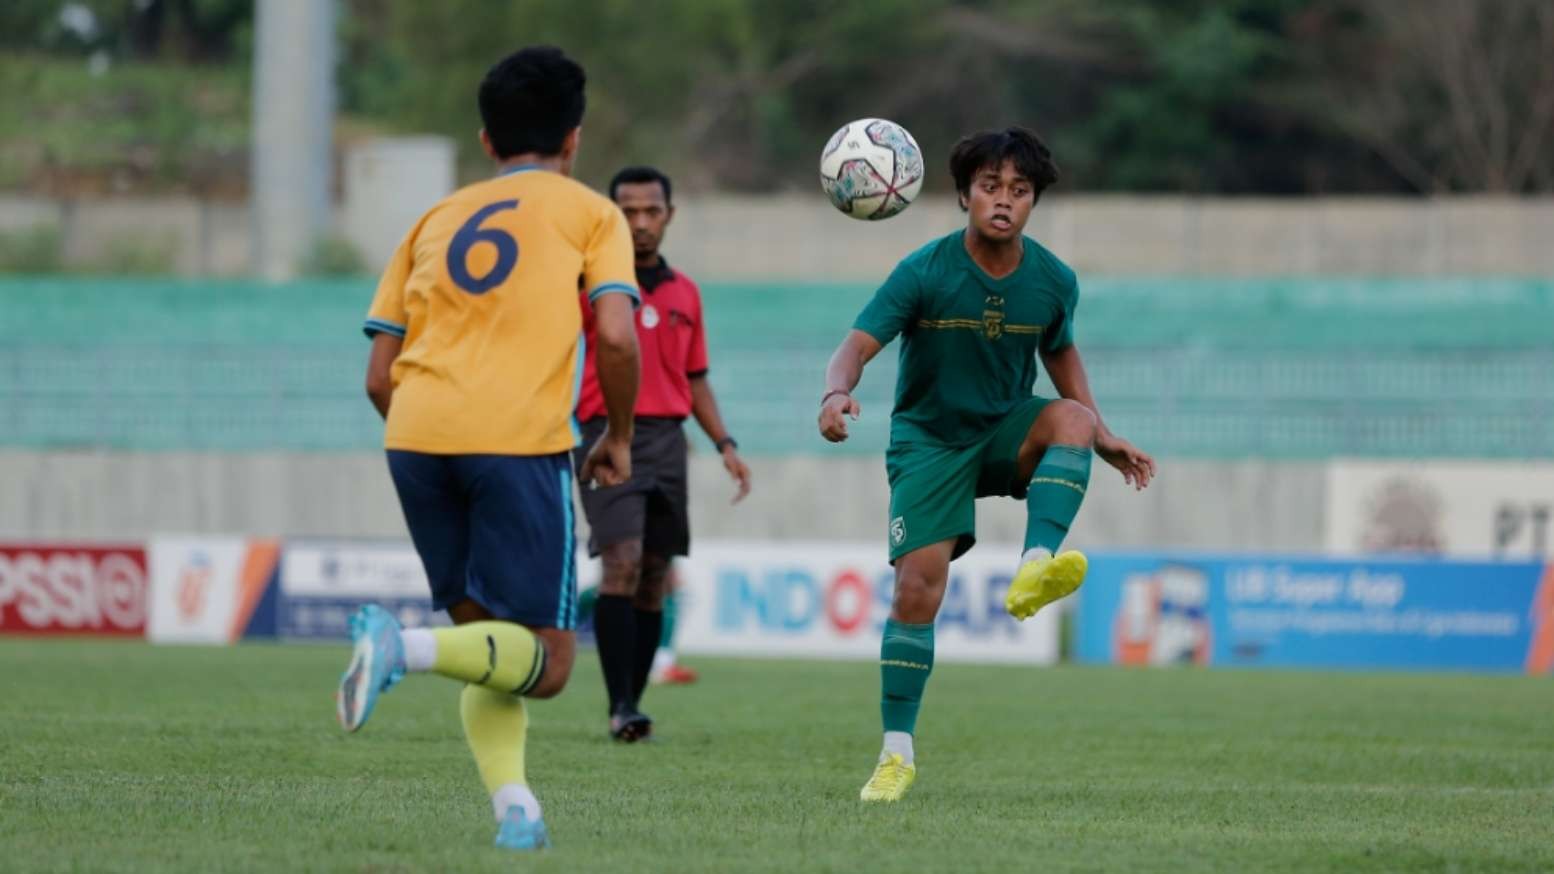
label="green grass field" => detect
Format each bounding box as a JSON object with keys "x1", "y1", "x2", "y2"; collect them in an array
[{"x1": 3, "y1": 639, "x2": 1551, "y2": 873}]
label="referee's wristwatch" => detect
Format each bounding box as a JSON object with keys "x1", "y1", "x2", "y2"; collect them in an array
[{"x1": 715, "y1": 436, "x2": 739, "y2": 453}]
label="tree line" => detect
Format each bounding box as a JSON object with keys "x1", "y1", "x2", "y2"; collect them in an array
[{"x1": 4, "y1": 0, "x2": 1552, "y2": 195}]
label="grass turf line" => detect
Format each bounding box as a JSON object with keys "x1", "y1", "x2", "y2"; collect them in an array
[{"x1": 1, "y1": 639, "x2": 1551, "y2": 873}]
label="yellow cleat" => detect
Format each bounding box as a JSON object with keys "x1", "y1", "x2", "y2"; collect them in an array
[
  {"x1": 860, "y1": 753, "x2": 917, "y2": 802},
  {"x1": 1005, "y1": 550, "x2": 1088, "y2": 621}
]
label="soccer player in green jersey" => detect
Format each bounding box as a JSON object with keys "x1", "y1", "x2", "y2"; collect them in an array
[{"x1": 818, "y1": 127, "x2": 1156, "y2": 802}]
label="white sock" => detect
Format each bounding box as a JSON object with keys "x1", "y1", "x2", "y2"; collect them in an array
[
  {"x1": 881, "y1": 731, "x2": 914, "y2": 765},
  {"x1": 491, "y1": 783, "x2": 542, "y2": 823},
  {"x1": 400, "y1": 628, "x2": 437, "y2": 672},
  {"x1": 1021, "y1": 546, "x2": 1053, "y2": 567},
  {"x1": 651, "y1": 647, "x2": 676, "y2": 675}
]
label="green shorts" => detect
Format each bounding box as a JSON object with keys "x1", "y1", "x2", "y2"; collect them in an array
[{"x1": 885, "y1": 396, "x2": 1051, "y2": 562}]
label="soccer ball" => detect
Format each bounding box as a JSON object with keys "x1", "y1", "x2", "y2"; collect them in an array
[{"x1": 819, "y1": 118, "x2": 924, "y2": 221}]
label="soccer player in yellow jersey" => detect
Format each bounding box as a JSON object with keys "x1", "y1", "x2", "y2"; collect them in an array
[{"x1": 334, "y1": 46, "x2": 641, "y2": 851}]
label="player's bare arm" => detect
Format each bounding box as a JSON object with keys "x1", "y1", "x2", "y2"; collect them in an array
[
  {"x1": 364, "y1": 332, "x2": 402, "y2": 419},
  {"x1": 689, "y1": 374, "x2": 751, "y2": 503},
  {"x1": 1040, "y1": 343, "x2": 1155, "y2": 490},
  {"x1": 819, "y1": 329, "x2": 882, "y2": 442},
  {"x1": 582, "y1": 292, "x2": 639, "y2": 487}
]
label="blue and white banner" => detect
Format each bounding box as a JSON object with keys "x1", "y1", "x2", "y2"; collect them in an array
[
  {"x1": 668, "y1": 541, "x2": 1060, "y2": 664},
  {"x1": 1075, "y1": 553, "x2": 1554, "y2": 674},
  {"x1": 273, "y1": 540, "x2": 442, "y2": 640}
]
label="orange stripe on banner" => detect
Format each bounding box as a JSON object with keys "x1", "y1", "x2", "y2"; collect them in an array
[
  {"x1": 228, "y1": 539, "x2": 281, "y2": 643},
  {"x1": 1525, "y1": 564, "x2": 1554, "y2": 676}
]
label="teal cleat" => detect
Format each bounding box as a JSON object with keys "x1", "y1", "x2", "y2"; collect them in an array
[
  {"x1": 335, "y1": 604, "x2": 406, "y2": 732},
  {"x1": 495, "y1": 806, "x2": 551, "y2": 851}
]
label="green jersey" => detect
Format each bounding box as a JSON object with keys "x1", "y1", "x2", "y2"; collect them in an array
[{"x1": 853, "y1": 230, "x2": 1078, "y2": 448}]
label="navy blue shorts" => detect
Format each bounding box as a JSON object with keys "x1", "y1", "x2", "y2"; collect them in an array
[{"x1": 387, "y1": 450, "x2": 578, "y2": 630}]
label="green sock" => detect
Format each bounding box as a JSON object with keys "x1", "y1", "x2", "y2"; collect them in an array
[
  {"x1": 879, "y1": 619, "x2": 934, "y2": 735},
  {"x1": 659, "y1": 591, "x2": 677, "y2": 648},
  {"x1": 1024, "y1": 444, "x2": 1092, "y2": 554}
]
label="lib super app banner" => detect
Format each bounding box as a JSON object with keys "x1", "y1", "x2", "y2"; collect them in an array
[{"x1": 1076, "y1": 553, "x2": 1554, "y2": 674}]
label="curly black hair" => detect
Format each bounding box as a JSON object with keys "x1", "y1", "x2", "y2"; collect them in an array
[{"x1": 948, "y1": 127, "x2": 1060, "y2": 206}]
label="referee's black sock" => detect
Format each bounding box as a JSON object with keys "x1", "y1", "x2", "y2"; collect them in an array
[
  {"x1": 594, "y1": 594, "x2": 637, "y2": 714},
  {"x1": 631, "y1": 607, "x2": 664, "y2": 708}
]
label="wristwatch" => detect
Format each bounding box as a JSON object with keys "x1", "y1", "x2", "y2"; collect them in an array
[{"x1": 715, "y1": 436, "x2": 739, "y2": 453}]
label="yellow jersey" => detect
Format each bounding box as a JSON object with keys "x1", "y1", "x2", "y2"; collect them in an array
[{"x1": 364, "y1": 166, "x2": 639, "y2": 455}]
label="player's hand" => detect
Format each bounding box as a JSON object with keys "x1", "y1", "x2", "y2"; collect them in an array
[
  {"x1": 1096, "y1": 431, "x2": 1156, "y2": 490},
  {"x1": 818, "y1": 392, "x2": 861, "y2": 443},
  {"x1": 722, "y1": 447, "x2": 752, "y2": 504},
  {"x1": 580, "y1": 430, "x2": 633, "y2": 488}
]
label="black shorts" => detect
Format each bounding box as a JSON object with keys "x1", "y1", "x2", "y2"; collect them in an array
[{"x1": 572, "y1": 417, "x2": 690, "y2": 559}]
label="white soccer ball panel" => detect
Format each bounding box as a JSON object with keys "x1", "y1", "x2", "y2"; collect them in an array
[{"x1": 819, "y1": 117, "x2": 923, "y2": 221}]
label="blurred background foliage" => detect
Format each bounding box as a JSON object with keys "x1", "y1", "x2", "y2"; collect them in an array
[{"x1": 2, "y1": 0, "x2": 1551, "y2": 197}]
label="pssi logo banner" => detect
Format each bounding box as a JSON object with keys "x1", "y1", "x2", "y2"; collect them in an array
[
  {"x1": 672, "y1": 541, "x2": 1059, "y2": 665},
  {"x1": 148, "y1": 537, "x2": 281, "y2": 644},
  {"x1": 0, "y1": 544, "x2": 148, "y2": 635},
  {"x1": 1076, "y1": 552, "x2": 1554, "y2": 675}
]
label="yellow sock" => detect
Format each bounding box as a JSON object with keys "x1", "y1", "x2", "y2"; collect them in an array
[
  {"x1": 431, "y1": 621, "x2": 546, "y2": 695},
  {"x1": 459, "y1": 684, "x2": 528, "y2": 792}
]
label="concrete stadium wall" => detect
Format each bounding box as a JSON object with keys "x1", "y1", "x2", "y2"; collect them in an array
[
  {"x1": 3, "y1": 194, "x2": 1552, "y2": 279},
  {"x1": 0, "y1": 451, "x2": 1326, "y2": 553}
]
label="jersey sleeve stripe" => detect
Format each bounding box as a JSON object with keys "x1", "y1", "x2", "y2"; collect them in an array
[
  {"x1": 362, "y1": 318, "x2": 407, "y2": 339},
  {"x1": 587, "y1": 282, "x2": 641, "y2": 304}
]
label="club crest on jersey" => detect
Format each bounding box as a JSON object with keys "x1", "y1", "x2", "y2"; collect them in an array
[
  {"x1": 640, "y1": 304, "x2": 660, "y2": 329},
  {"x1": 890, "y1": 516, "x2": 906, "y2": 547},
  {"x1": 982, "y1": 310, "x2": 1004, "y2": 340}
]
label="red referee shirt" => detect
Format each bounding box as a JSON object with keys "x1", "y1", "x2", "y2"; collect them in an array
[{"x1": 576, "y1": 258, "x2": 709, "y2": 423}]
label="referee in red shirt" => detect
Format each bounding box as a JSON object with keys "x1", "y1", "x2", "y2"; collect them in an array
[{"x1": 574, "y1": 166, "x2": 751, "y2": 741}]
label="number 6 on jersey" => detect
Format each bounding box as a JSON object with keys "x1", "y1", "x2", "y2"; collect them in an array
[{"x1": 447, "y1": 199, "x2": 520, "y2": 294}]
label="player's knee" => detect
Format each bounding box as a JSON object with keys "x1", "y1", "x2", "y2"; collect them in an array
[
  {"x1": 599, "y1": 540, "x2": 644, "y2": 596},
  {"x1": 893, "y1": 567, "x2": 943, "y2": 614},
  {"x1": 1048, "y1": 399, "x2": 1098, "y2": 446},
  {"x1": 526, "y1": 657, "x2": 573, "y2": 699}
]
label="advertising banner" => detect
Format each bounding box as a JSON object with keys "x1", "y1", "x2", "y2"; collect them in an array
[
  {"x1": 1326, "y1": 461, "x2": 1554, "y2": 560},
  {"x1": 661, "y1": 541, "x2": 1060, "y2": 665},
  {"x1": 0, "y1": 543, "x2": 148, "y2": 636},
  {"x1": 148, "y1": 537, "x2": 281, "y2": 644},
  {"x1": 274, "y1": 540, "x2": 439, "y2": 640},
  {"x1": 1076, "y1": 553, "x2": 1554, "y2": 674}
]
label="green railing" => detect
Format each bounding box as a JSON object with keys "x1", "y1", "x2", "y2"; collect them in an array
[{"x1": 2, "y1": 277, "x2": 1550, "y2": 456}]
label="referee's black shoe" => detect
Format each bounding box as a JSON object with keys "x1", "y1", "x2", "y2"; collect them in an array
[{"x1": 610, "y1": 706, "x2": 652, "y2": 743}]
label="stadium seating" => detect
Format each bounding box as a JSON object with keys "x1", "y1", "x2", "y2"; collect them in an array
[{"x1": 2, "y1": 277, "x2": 1550, "y2": 456}]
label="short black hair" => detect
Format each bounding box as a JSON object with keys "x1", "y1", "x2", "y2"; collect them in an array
[
  {"x1": 949, "y1": 127, "x2": 1060, "y2": 205},
  {"x1": 609, "y1": 166, "x2": 673, "y2": 204},
  {"x1": 478, "y1": 46, "x2": 586, "y2": 159}
]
